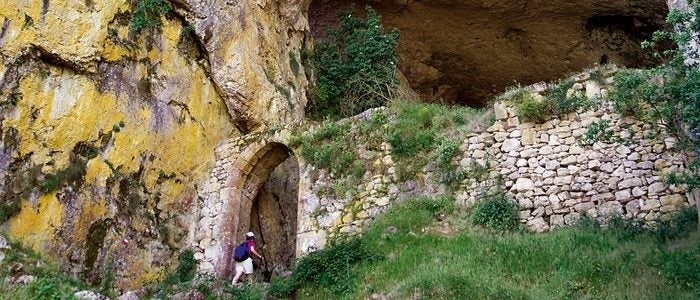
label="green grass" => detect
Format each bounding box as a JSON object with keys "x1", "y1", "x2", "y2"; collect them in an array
[
  {"x1": 0, "y1": 236, "x2": 86, "y2": 300},
  {"x1": 291, "y1": 100, "x2": 482, "y2": 195},
  {"x1": 294, "y1": 201, "x2": 700, "y2": 299}
]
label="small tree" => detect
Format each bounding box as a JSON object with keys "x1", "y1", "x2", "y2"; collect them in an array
[
  {"x1": 608, "y1": 2, "x2": 700, "y2": 228},
  {"x1": 308, "y1": 6, "x2": 400, "y2": 119}
]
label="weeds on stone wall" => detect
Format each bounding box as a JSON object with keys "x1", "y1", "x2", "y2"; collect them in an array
[
  {"x1": 294, "y1": 101, "x2": 480, "y2": 199},
  {"x1": 386, "y1": 101, "x2": 478, "y2": 182},
  {"x1": 307, "y1": 6, "x2": 399, "y2": 119},
  {"x1": 510, "y1": 80, "x2": 591, "y2": 123},
  {"x1": 576, "y1": 207, "x2": 698, "y2": 243},
  {"x1": 606, "y1": 3, "x2": 700, "y2": 225},
  {"x1": 130, "y1": 0, "x2": 172, "y2": 34},
  {"x1": 0, "y1": 234, "x2": 86, "y2": 298},
  {"x1": 290, "y1": 121, "x2": 360, "y2": 178},
  {"x1": 580, "y1": 120, "x2": 624, "y2": 145},
  {"x1": 289, "y1": 51, "x2": 300, "y2": 76},
  {"x1": 38, "y1": 141, "x2": 101, "y2": 194}
]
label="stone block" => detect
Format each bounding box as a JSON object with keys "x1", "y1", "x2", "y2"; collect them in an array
[
  {"x1": 632, "y1": 187, "x2": 645, "y2": 197},
  {"x1": 618, "y1": 178, "x2": 642, "y2": 189},
  {"x1": 599, "y1": 201, "x2": 623, "y2": 217},
  {"x1": 614, "y1": 189, "x2": 631, "y2": 202},
  {"x1": 527, "y1": 217, "x2": 550, "y2": 233},
  {"x1": 640, "y1": 199, "x2": 661, "y2": 212},
  {"x1": 648, "y1": 182, "x2": 665, "y2": 196},
  {"x1": 494, "y1": 102, "x2": 508, "y2": 120},
  {"x1": 564, "y1": 212, "x2": 581, "y2": 225},
  {"x1": 574, "y1": 202, "x2": 595, "y2": 212},
  {"x1": 625, "y1": 200, "x2": 640, "y2": 216},
  {"x1": 550, "y1": 214, "x2": 565, "y2": 228},
  {"x1": 561, "y1": 155, "x2": 578, "y2": 166},
  {"x1": 501, "y1": 138, "x2": 522, "y2": 152},
  {"x1": 521, "y1": 128, "x2": 536, "y2": 145},
  {"x1": 660, "y1": 194, "x2": 685, "y2": 207},
  {"x1": 539, "y1": 145, "x2": 553, "y2": 155}
]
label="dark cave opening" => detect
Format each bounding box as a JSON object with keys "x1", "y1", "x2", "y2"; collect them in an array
[
  {"x1": 248, "y1": 152, "x2": 299, "y2": 281},
  {"x1": 309, "y1": 0, "x2": 669, "y2": 107}
]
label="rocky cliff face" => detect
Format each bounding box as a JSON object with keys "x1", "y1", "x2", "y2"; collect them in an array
[
  {"x1": 0, "y1": 0, "x2": 310, "y2": 288},
  {"x1": 310, "y1": 0, "x2": 669, "y2": 106}
]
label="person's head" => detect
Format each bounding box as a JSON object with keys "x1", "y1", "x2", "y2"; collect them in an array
[{"x1": 245, "y1": 231, "x2": 255, "y2": 240}]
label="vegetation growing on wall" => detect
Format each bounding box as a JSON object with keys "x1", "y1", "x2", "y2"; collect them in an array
[
  {"x1": 308, "y1": 6, "x2": 399, "y2": 119},
  {"x1": 506, "y1": 79, "x2": 592, "y2": 123},
  {"x1": 607, "y1": 3, "x2": 700, "y2": 225},
  {"x1": 130, "y1": 0, "x2": 172, "y2": 34},
  {"x1": 291, "y1": 101, "x2": 481, "y2": 198}
]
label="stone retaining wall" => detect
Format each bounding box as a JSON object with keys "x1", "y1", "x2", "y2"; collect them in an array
[{"x1": 458, "y1": 71, "x2": 693, "y2": 232}]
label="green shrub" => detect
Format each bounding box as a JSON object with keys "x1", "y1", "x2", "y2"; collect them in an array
[
  {"x1": 291, "y1": 122, "x2": 359, "y2": 177},
  {"x1": 515, "y1": 92, "x2": 550, "y2": 123},
  {"x1": 0, "y1": 199, "x2": 21, "y2": 223},
  {"x1": 607, "y1": 215, "x2": 646, "y2": 241},
  {"x1": 656, "y1": 207, "x2": 698, "y2": 243},
  {"x1": 224, "y1": 284, "x2": 264, "y2": 300},
  {"x1": 289, "y1": 51, "x2": 300, "y2": 76},
  {"x1": 176, "y1": 249, "x2": 196, "y2": 283},
  {"x1": 575, "y1": 215, "x2": 602, "y2": 231},
  {"x1": 272, "y1": 238, "x2": 380, "y2": 297},
  {"x1": 607, "y1": 70, "x2": 650, "y2": 118},
  {"x1": 28, "y1": 278, "x2": 65, "y2": 299},
  {"x1": 435, "y1": 140, "x2": 460, "y2": 171},
  {"x1": 408, "y1": 196, "x2": 456, "y2": 216},
  {"x1": 509, "y1": 80, "x2": 590, "y2": 123},
  {"x1": 308, "y1": 6, "x2": 399, "y2": 119},
  {"x1": 546, "y1": 79, "x2": 589, "y2": 115},
  {"x1": 130, "y1": 0, "x2": 172, "y2": 34},
  {"x1": 471, "y1": 190, "x2": 520, "y2": 232},
  {"x1": 581, "y1": 120, "x2": 618, "y2": 145}
]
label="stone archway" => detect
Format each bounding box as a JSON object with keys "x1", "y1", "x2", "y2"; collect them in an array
[
  {"x1": 190, "y1": 127, "x2": 306, "y2": 279},
  {"x1": 234, "y1": 142, "x2": 298, "y2": 278}
]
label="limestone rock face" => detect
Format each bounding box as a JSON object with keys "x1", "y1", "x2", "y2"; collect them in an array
[
  {"x1": 0, "y1": 0, "x2": 309, "y2": 289},
  {"x1": 310, "y1": 0, "x2": 668, "y2": 106},
  {"x1": 176, "y1": 0, "x2": 310, "y2": 131}
]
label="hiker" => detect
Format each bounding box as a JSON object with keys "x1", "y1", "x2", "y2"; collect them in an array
[{"x1": 232, "y1": 231, "x2": 264, "y2": 284}]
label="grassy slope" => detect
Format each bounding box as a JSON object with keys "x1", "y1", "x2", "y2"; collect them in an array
[{"x1": 299, "y1": 200, "x2": 700, "y2": 300}]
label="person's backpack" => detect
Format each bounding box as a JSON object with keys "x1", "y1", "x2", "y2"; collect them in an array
[{"x1": 233, "y1": 242, "x2": 249, "y2": 262}]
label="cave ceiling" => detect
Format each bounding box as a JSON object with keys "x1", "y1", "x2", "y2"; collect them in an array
[{"x1": 309, "y1": 0, "x2": 669, "y2": 106}]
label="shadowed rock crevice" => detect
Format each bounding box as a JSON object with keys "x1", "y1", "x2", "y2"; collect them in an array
[
  {"x1": 250, "y1": 155, "x2": 299, "y2": 279},
  {"x1": 309, "y1": 0, "x2": 669, "y2": 107}
]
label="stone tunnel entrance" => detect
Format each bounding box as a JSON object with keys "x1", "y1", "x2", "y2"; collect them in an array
[
  {"x1": 235, "y1": 142, "x2": 298, "y2": 279},
  {"x1": 309, "y1": 0, "x2": 669, "y2": 107}
]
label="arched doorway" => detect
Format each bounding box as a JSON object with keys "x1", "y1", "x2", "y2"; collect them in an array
[{"x1": 229, "y1": 142, "x2": 299, "y2": 279}]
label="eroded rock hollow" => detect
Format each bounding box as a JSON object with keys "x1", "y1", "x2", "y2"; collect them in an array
[{"x1": 309, "y1": 0, "x2": 669, "y2": 106}]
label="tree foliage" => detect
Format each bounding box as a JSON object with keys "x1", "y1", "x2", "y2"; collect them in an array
[
  {"x1": 308, "y1": 6, "x2": 399, "y2": 119},
  {"x1": 608, "y1": 2, "x2": 700, "y2": 225}
]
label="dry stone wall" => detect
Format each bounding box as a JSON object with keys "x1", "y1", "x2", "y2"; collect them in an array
[{"x1": 458, "y1": 70, "x2": 693, "y2": 232}]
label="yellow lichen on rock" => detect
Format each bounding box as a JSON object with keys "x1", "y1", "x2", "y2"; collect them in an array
[
  {"x1": 1, "y1": 4, "x2": 238, "y2": 287},
  {"x1": 7, "y1": 193, "x2": 64, "y2": 253},
  {"x1": 0, "y1": 0, "x2": 129, "y2": 68},
  {"x1": 5, "y1": 70, "x2": 124, "y2": 170}
]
